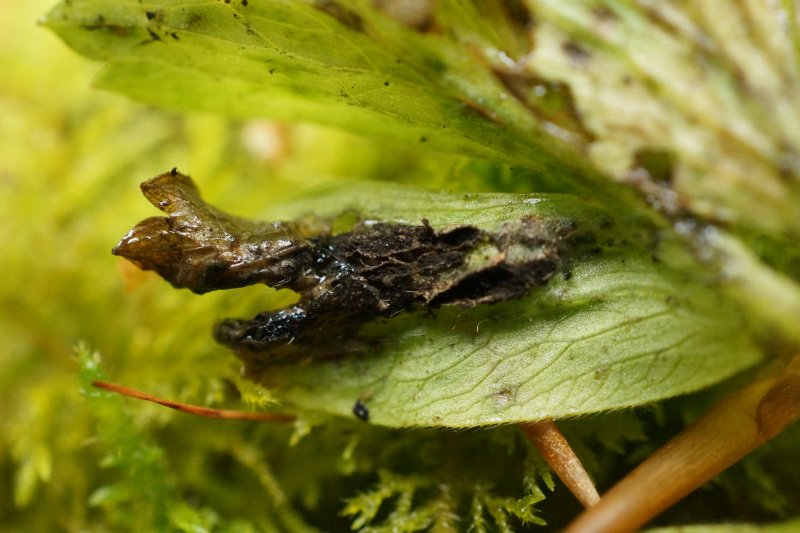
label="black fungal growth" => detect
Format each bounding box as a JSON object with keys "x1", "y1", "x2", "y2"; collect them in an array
[
  {"x1": 352, "y1": 399, "x2": 370, "y2": 422},
  {"x1": 113, "y1": 171, "x2": 568, "y2": 364}
]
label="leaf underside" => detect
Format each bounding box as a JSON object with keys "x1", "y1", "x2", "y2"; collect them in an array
[
  {"x1": 110, "y1": 173, "x2": 763, "y2": 427},
  {"x1": 245, "y1": 184, "x2": 761, "y2": 426}
]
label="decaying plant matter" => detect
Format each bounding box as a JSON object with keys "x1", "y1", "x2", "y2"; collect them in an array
[
  {"x1": 109, "y1": 169, "x2": 800, "y2": 531},
  {"x1": 114, "y1": 169, "x2": 572, "y2": 365},
  {"x1": 32, "y1": 0, "x2": 800, "y2": 530}
]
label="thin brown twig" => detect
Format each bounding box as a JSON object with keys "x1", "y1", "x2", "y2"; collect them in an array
[
  {"x1": 92, "y1": 380, "x2": 296, "y2": 422},
  {"x1": 565, "y1": 355, "x2": 800, "y2": 533}
]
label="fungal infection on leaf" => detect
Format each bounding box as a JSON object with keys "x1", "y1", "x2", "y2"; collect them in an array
[{"x1": 113, "y1": 170, "x2": 574, "y2": 367}]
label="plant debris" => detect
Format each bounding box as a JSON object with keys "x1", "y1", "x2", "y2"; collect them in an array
[{"x1": 113, "y1": 170, "x2": 571, "y2": 364}]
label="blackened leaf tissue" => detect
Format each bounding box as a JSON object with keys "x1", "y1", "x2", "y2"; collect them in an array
[{"x1": 113, "y1": 171, "x2": 573, "y2": 365}]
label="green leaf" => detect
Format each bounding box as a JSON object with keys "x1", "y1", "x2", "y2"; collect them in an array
[
  {"x1": 42, "y1": 0, "x2": 800, "y2": 243},
  {"x1": 19, "y1": 0, "x2": 800, "y2": 527},
  {"x1": 41, "y1": 0, "x2": 800, "y2": 346},
  {"x1": 239, "y1": 183, "x2": 762, "y2": 427},
  {"x1": 41, "y1": 0, "x2": 605, "y2": 191}
]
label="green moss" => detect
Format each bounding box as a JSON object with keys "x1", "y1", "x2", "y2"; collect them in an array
[{"x1": 1, "y1": 0, "x2": 799, "y2": 530}]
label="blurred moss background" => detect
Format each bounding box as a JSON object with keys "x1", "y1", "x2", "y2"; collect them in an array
[
  {"x1": 4, "y1": 1, "x2": 800, "y2": 531},
  {"x1": 0, "y1": 1, "x2": 405, "y2": 530},
  {"x1": 0, "y1": 2, "x2": 519, "y2": 530}
]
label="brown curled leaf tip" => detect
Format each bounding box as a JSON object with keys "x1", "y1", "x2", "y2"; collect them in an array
[
  {"x1": 115, "y1": 171, "x2": 570, "y2": 364},
  {"x1": 113, "y1": 170, "x2": 309, "y2": 293}
]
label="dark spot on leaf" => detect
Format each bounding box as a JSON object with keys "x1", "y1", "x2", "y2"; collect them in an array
[
  {"x1": 384, "y1": 81, "x2": 390, "y2": 86},
  {"x1": 80, "y1": 15, "x2": 132, "y2": 37},
  {"x1": 242, "y1": 0, "x2": 248, "y2": 5},
  {"x1": 313, "y1": 0, "x2": 364, "y2": 32},
  {"x1": 170, "y1": 32, "x2": 179, "y2": 40},
  {"x1": 145, "y1": 11, "x2": 156, "y2": 20},
  {"x1": 186, "y1": 12, "x2": 205, "y2": 28},
  {"x1": 147, "y1": 28, "x2": 161, "y2": 41},
  {"x1": 420, "y1": 136, "x2": 427, "y2": 143},
  {"x1": 352, "y1": 399, "x2": 369, "y2": 421},
  {"x1": 562, "y1": 41, "x2": 591, "y2": 64},
  {"x1": 493, "y1": 388, "x2": 514, "y2": 407}
]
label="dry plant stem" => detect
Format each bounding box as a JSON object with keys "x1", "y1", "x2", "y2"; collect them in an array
[
  {"x1": 521, "y1": 419, "x2": 600, "y2": 508},
  {"x1": 565, "y1": 355, "x2": 800, "y2": 533},
  {"x1": 92, "y1": 381, "x2": 296, "y2": 422}
]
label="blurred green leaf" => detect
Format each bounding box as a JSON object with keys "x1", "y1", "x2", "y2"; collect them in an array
[
  {"x1": 520, "y1": 1, "x2": 800, "y2": 242},
  {"x1": 42, "y1": 0, "x2": 605, "y2": 191}
]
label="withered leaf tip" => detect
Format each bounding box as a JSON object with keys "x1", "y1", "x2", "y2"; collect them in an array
[{"x1": 115, "y1": 171, "x2": 568, "y2": 366}]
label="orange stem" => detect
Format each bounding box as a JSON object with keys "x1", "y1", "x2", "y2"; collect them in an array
[
  {"x1": 565, "y1": 355, "x2": 800, "y2": 533},
  {"x1": 92, "y1": 380, "x2": 296, "y2": 422},
  {"x1": 521, "y1": 419, "x2": 600, "y2": 508}
]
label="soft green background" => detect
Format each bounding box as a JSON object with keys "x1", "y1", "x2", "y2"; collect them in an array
[
  {"x1": 1, "y1": 2, "x2": 571, "y2": 529},
  {"x1": 0, "y1": 1, "x2": 400, "y2": 529},
  {"x1": 2, "y1": 1, "x2": 799, "y2": 531},
  {"x1": 31, "y1": 0, "x2": 773, "y2": 429}
]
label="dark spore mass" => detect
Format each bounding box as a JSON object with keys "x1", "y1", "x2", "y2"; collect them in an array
[
  {"x1": 353, "y1": 399, "x2": 370, "y2": 422},
  {"x1": 113, "y1": 171, "x2": 568, "y2": 365}
]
